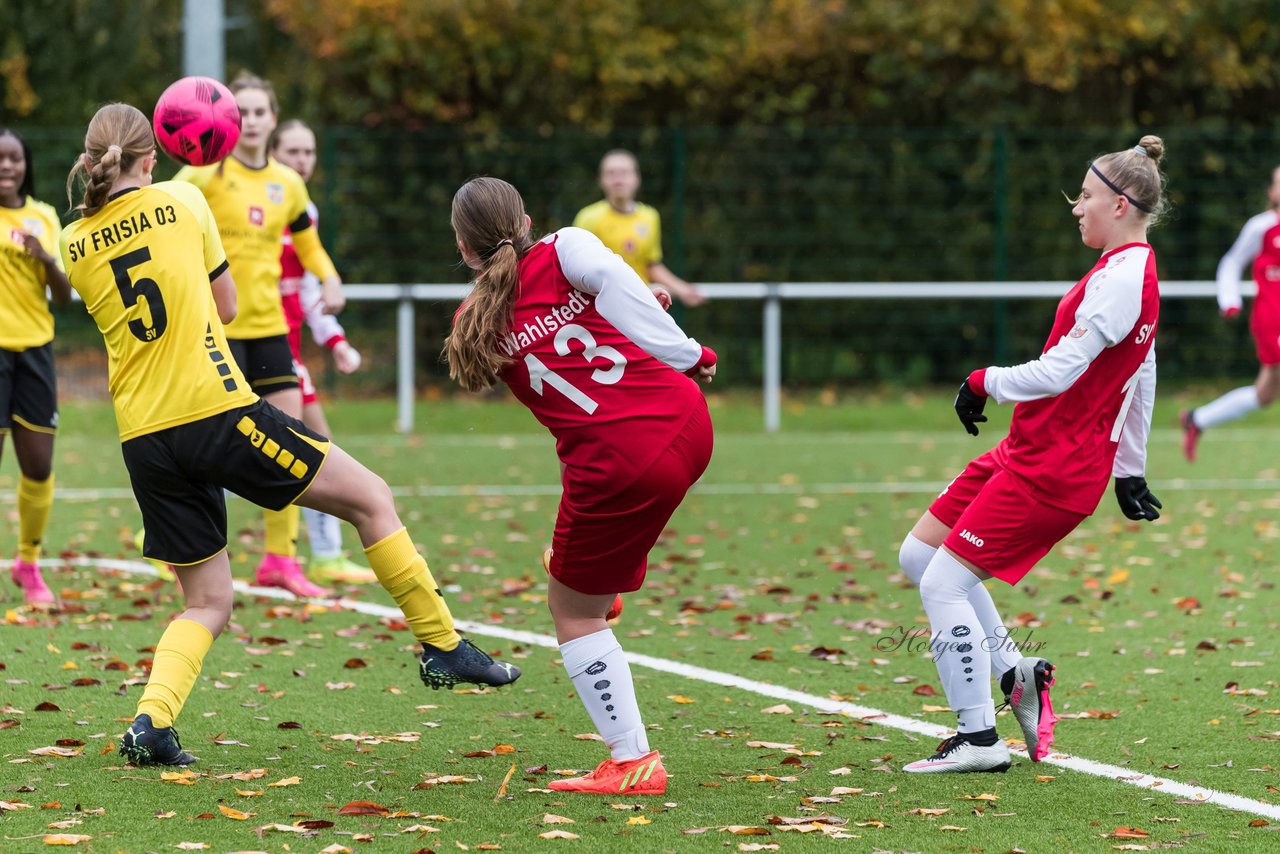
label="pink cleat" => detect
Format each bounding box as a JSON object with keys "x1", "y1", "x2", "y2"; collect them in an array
[
  {"x1": 255, "y1": 553, "x2": 332, "y2": 599},
  {"x1": 1179, "y1": 409, "x2": 1201, "y2": 462},
  {"x1": 12, "y1": 559, "x2": 55, "y2": 606}
]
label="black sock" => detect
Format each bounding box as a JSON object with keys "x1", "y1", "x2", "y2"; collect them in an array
[{"x1": 964, "y1": 727, "x2": 999, "y2": 747}]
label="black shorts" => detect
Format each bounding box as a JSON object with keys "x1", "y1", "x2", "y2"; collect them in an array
[
  {"x1": 123, "y1": 399, "x2": 330, "y2": 565},
  {"x1": 228, "y1": 335, "x2": 298, "y2": 396},
  {"x1": 0, "y1": 343, "x2": 58, "y2": 434}
]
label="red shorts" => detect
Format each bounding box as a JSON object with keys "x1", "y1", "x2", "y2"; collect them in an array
[
  {"x1": 294, "y1": 359, "x2": 318, "y2": 406},
  {"x1": 1251, "y1": 309, "x2": 1280, "y2": 365},
  {"x1": 549, "y1": 401, "x2": 713, "y2": 595},
  {"x1": 929, "y1": 450, "x2": 1086, "y2": 585}
]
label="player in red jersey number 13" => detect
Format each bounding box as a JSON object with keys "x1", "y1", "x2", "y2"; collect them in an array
[
  {"x1": 901, "y1": 137, "x2": 1169, "y2": 773},
  {"x1": 444, "y1": 177, "x2": 716, "y2": 795}
]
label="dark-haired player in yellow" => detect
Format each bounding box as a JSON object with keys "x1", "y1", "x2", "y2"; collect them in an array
[
  {"x1": 0, "y1": 127, "x2": 71, "y2": 606},
  {"x1": 173, "y1": 71, "x2": 342, "y2": 597},
  {"x1": 61, "y1": 102, "x2": 518, "y2": 767}
]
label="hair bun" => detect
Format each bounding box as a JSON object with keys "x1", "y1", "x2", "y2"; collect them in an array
[{"x1": 1136, "y1": 134, "x2": 1164, "y2": 164}]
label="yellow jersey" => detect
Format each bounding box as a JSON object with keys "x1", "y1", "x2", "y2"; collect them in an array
[
  {"x1": 0, "y1": 196, "x2": 63, "y2": 349},
  {"x1": 60, "y1": 182, "x2": 256, "y2": 441},
  {"x1": 175, "y1": 157, "x2": 336, "y2": 340},
  {"x1": 572, "y1": 200, "x2": 663, "y2": 283}
]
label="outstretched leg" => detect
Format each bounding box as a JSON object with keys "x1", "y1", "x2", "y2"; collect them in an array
[{"x1": 297, "y1": 443, "x2": 519, "y2": 689}]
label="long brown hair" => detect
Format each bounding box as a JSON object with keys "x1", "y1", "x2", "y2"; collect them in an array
[
  {"x1": 65, "y1": 103, "x2": 154, "y2": 217},
  {"x1": 443, "y1": 177, "x2": 535, "y2": 391}
]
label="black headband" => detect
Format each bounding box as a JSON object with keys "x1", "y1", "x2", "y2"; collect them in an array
[{"x1": 1090, "y1": 163, "x2": 1153, "y2": 213}]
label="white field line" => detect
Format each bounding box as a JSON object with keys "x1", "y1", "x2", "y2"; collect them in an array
[
  {"x1": 55, "y1": 555, "x2": 1280, "y2": 822},
  {"x1": 15, "y1": 476, "x2": 1280, "y2": 502},
  {"x1": 319, "y1": 426, "x2": 1280, "y2": 448}
]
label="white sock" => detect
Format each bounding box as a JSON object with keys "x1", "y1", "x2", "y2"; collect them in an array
[
  {"x1": 304, "y1": 507, "x2": 344, "y2": 560},
  {"x1": 1194, "y1": 386, "x2": 1260, "y2": 430},
  {"x1": 919, "y1": 549, "x2": 995, "y2": 733},
  {"x1": 900, "y1": 534, "x2": 1021, "y2": 678},
  {"x1": 560, "y1": 628, "x2": 649, "y2": 761}
]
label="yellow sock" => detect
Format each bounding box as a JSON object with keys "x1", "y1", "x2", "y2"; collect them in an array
[
  {"x1": 263, "y1": 504, "x2": 299, "y2": 558},
  {"x1": 365, "y1": 527, "x2": 458, "y2": 650},
  {"x1": 17, "y1": 474, "x2": 54, "y2": 564},
  {"x1": 136, "y1": 619, "x2": 215, "y2": 728}
]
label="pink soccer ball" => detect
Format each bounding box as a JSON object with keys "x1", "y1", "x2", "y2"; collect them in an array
[{"x1": 152, "y1": 76, "x2": 242, "y2": 166}]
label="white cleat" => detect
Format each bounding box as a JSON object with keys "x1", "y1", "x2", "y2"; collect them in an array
[{"x1": 903, "y1": 734, "x2": 1012, "y2": 773}]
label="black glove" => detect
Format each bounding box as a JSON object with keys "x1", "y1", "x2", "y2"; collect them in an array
[
  {"x1": 954, "y1": 379, "x2": 988, "y2": 436},
  {"x1": 1115, "y1": 476, "x2": 1162, "y2": 521}
]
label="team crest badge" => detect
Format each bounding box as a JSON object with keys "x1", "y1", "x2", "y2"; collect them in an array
[
  {"x1": 23, "y1": 218, "x2": 43, "y2": 237},
  {"x1": 248, "y1": 206, "x2": 265, "y2": 226},
  {"x1": 266, "y1": 183, "x2": 285, "y2": 205}
]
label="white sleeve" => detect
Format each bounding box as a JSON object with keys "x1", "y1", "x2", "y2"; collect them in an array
[
  {"x1": 301, "y1": 272, "x2": 346, "y2": 345},
  {"x1": 982, "y1": 256, "x2": 1143, "y2": 403},
  {"x1": 1216, "y1": 213, "x2": 1270, "y2": 313},
  {"x1": 553, "y1": 227, "x2": 703, "y2": 371},
  {"x1": 1113, "y1": 346, "x2": 1156, "y2": 477}
]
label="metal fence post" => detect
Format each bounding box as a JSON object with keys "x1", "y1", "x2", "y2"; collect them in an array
[
  {"x1": 763, "y1": 284, "x2": 781, "y2": 433},
  {"x1": 396, "y1": 287, "x2": 415, "y2": 433},
  {"x1": 993, "y1": 127, "x2": 1011, "y2": 364}
]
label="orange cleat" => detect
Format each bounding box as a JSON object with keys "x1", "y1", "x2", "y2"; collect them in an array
[
  {"x1": 548, "y1": 750, "x2": 667, "y2": 795},
  {"x1": 543, "y1": 548, "x2": 623, "y2": 622}
]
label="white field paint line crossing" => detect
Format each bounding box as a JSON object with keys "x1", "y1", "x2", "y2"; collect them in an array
[
  {"x1": 60, "y1": 556, "x2": 1280, "y2": 822},
  {"x1": 17, "y1": 477, "x2": 1280, "y2": 503}
]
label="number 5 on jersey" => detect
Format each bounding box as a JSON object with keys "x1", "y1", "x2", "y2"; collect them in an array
[
  {"x1": 524, "y1": 323, "x2": 627, "y2": 414},
  {"x1": 110, "y1": 247, "x2": 168, "y2": 342}
]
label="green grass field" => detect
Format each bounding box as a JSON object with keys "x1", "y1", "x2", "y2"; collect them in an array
[{"x1": 2, "y1": 390, "x2": 1278, "y2": 852}]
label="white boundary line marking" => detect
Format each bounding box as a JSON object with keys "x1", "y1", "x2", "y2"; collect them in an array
[
  {"x1": 53, "y1": 556, "x2": 1280, "y2": 822},
  {"x1": 17, "y1": 477, "x2": 1280, "y2": 502}
]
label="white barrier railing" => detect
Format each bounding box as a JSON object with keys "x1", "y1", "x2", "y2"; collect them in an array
[{"x1": 346, "y1": 279, "x2": 1235, "y2": 433}]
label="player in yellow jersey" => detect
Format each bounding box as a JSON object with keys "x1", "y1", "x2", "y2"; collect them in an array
[
  {"x1": 0, "y1": 128, "x2": 72, "y2": 606},
  {"x1": 61, "y1": 103, "x2": 519, "y2": 767},
  {"x1": 174, "y1": 72, "x2": 345, "y2": 598},
  {"x1": 271, "y1": 119, "x2": 376, "y2": 585},
  {"x1": 573, "y1": 149, "x2": 706, "y2": 307}
]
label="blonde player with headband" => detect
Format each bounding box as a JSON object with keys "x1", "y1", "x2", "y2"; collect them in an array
[{"x1": 900, "y1": 138, "x2": 1166, "y2": 773}]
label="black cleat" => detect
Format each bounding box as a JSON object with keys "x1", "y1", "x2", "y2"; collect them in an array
[
  {"x1": 419, "y1": 637, "x2": 522, "y2": 690},
  {"x1": 120, "y1": 713, "x2": 197, "y2": 766}
]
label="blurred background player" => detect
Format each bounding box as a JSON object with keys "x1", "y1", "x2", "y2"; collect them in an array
[
  {"x1": 0, "y1": 127, "x2": 72, "y2": 606},
  {"x1": 574, "y1": 149, "x2": 706, "y2": 308},
  {"x1": 62, "y1": 104, "x2": 520, "y2": 767},
  {"x1": 445, "y1": 177, "x2": 717, "y2": 795},
  {"x1": 175, "y1": 72, "x2": 345, "y2": 598},
  {"x1": 900, "y1": 137, "x2": 1166, "y2": 773},
  {"x1": 1180, "y1": 165, "x2": 1280, "y2": 461},
  {"x1": 271, "y1": 119, "x2": 374, "y2": 584}
]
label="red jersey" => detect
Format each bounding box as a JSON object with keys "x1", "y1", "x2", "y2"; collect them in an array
[
  {"x1": 988, "y1": 244, "x2": 1160, "y2": 515},
  {"x1": 1216, "y1": 210, "x2": 1280, "y2": 320},
  {"x1": 279, "y1": 202, "x2": 344, "y2": 357},
  {"x1": 491, "y1": 229, "x2": 711, "y2": 499}
]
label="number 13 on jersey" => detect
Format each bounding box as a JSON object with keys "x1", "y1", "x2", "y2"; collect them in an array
[{"x1": 524, "y1": 323, "x2": 627, "y2": 414}]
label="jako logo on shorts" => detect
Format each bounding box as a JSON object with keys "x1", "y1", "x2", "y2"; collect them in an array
[{"x1": 958, "y1": 529, "x2": 985, "y2": 548}]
